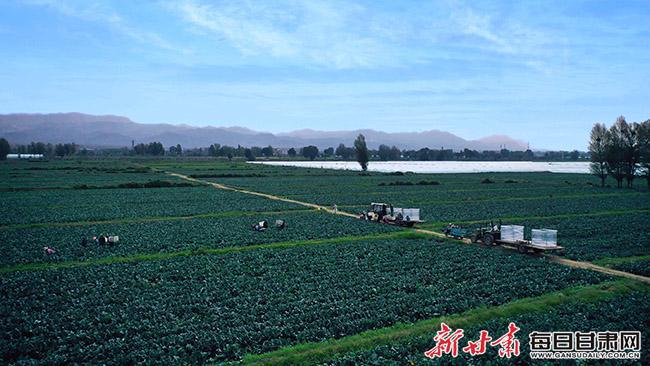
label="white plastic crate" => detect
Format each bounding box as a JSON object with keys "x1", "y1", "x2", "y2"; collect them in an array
[
  {"x1": 501, "y1": 225, "x2": 514, "y2": 241},
  {"x1": 543, "y1": 229, "x2": 557, "y2": 246},
  {"x1": 393, "y1": 208, "x2": 420, "y2": 221},
  {"x1": 512, "y1": 225, "x2": 524, "y2": 241},
  {"x1": 501, "y1": 225, "x2": 524, "y2": 242},
  {"x1": 531, "y1": 229, "x2": 546, "y2": 246}
]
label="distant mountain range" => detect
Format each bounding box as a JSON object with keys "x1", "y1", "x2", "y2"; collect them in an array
[{"x1": 0, "y1": 113, "x2": 528, "y2": 151}]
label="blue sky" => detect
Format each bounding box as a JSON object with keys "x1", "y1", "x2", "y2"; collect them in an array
[{"x1": 1, "y1": 0, "x2": 649, "y2": 150}]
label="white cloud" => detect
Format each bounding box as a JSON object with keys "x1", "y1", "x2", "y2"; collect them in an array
[
  {"x1": 172, "y1": 0, "x2": 397, "y2": 69},
  {"x1": 171, "y1": 0, "x2": 556, "y2": 70},
  {"x1": 20, "y1": 0, "x2": 183, "y2": 53},
  {"x1": 448, "y1": 1, "x2": 555, "y2": 58},
  {"x1": 19, "y1": 0, "x2": 557, "y2": 70}
]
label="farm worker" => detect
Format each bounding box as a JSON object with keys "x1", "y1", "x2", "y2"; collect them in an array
[
  {"x1": 253, "y1": 220, "x2": 268, "y2": 232},
  {"x1": 332, "y1": 204, "x2": 338, "y2": 213},
  {"x1": 98, "y1": 235, "x2": 107, "y2": 245},
  {"x1": 43, "y1": 246, "x2": 56, "y2": 255},
  {"x1": 93, "y1": 236, "x2": 99, "y2": 246}
]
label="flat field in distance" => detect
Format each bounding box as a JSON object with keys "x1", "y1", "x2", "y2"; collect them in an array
[{"x1": 0, "y1": 158, "x2": 648, "y2": 365}]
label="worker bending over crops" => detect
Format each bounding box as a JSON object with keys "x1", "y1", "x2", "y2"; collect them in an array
[
  {"x1": 253, "y1": 220, "x2": 269, "y2": 232},
  {"x1": 43, "y1": 246, "x2": 57, "y2": 258}
]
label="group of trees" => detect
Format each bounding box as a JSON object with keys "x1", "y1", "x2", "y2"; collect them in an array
[
  {"x1": 204, "y1": 143, "x2": 354, "y2": 161},
  {"x1": 133, "y1": 142, "x2": 165, "y2": 156},
  {"x1": 168, "y1": 144, "x2": 183, "y2": 156},
  {"x1": 207, "y1": 144, "x2": 278, "y2": 160},
  {"x1": 0, "y1": 140, "x2": 78, "y2": 158},
  {"x1": 589, "y1": 116, "x2": 650, "y2": 188},
  {"x1": 0, "y1": 138, "x2": 10, "y2": 160}
]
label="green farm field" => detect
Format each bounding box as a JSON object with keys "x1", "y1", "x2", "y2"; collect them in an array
[{"x1": 1, "y1": 158, "x2": 648, "y2": 365}]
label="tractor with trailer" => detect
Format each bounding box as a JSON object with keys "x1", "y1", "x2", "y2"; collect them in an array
[
  {"x1": 442, "y1": 224, "x2": 471, "y2": 239},
  {"x1": 361, "y1": 203, "x2": 424, "y2": 227},
  {"x1": 445, "y1": 221, "x2": 564, "y2": 255}
]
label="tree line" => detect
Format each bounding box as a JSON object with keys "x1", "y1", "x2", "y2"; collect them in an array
[
  {"x1": 0, "y1": 129, "x2": 609, "y2": 168},
  {"x1": 1, "y1": 135, "x2": 590, "y2": 162},
  {"x1": 0, "y1": 140, "x2": 79, "y2": 159},
  {"x1": 200, "y1": 143, "x2": 583, "y2": 162},
  {"x1": 589, "y1": 116, "x2": 650, "y2": 188}
]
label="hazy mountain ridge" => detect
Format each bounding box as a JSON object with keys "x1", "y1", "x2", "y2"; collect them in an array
[{"x1": 0, "y1": 113, "x2": 528, "y2": 151}]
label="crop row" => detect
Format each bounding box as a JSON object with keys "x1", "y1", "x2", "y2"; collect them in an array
[
  {"x1": 612, "y1": 260, "x2": 650, "y2": 277},
  {"x1": 0, "y1": 238, "x2": 606, "y2": 364},
  {"x1": 0, "y1": 161, "x2": 184, "y2": 189},
  {"x1": 1, "y1": 186, "x2": 301, "y2": 225},
  {"x1": 323, "y1": 287, "x2": 650, "y2": 365},
  {"x1": 340, "y1": 194, "x2": 650, "y2": 223},
  {"x1": 0, "y1": 211, "x2": 399, "y2": 266},
  {"x1": 287, "y1": 190, "x2": 642, "y2": 209},
  {"x1": 496, "y1": 213, "x2": 650, "y2": 261},
  {"x1": 213, "y1": 171, "x2": 602, "y2": 196}
]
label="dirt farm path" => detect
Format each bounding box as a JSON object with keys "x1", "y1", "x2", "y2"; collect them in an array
[{"x1": 167, "y1": 171, "x2": 650, "y2": 285}]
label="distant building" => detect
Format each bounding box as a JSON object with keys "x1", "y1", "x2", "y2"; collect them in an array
[{"x1": 7, "y1": 154, "x2": 44, "y2": 159}]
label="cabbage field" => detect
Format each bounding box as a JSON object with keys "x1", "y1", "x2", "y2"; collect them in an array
[
  {"x1": 1, "y1": 238, "x2": 607, "y2": 364},
  {"x1": 0, "y1": 159, "x2": 648, "y2": 365},
  {"x1": 322, "y1": 285, "x2": 650, "y2": 365}
]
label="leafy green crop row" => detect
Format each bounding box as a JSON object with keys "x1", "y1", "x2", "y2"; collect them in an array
[
  {"x1": 323, "y1": 287, "x2": 650, "y2": 365},
  {"x1": 213, "y1": 171, "x2": 604, "y2": 196},
  {"x1": 0, "y1": 238, "x2": 606, "y2": 364},
  {"x1": 0, "y1": 160, "x2": 185, "y2": 189},
  {"x1": 0, "y1": 211, "x2": 399, "y2": 266},
  {"x1": 284, "y1": 188, "x2": 636, "y2": 207},
  {"x1": 612, "y1": 260, "x2": 650, "y2": 277},
  {"x1": 341, "y1": 194, "x2": 650, "y2": 223},
  {"x1": 496, "y1": 212, "x2": 650, "y2": 261},
  {"x1": 200, "y1": 169, "x2": 650, "y2": 223},
  {"x1": 0, "y1": 187, "x2": 302, "y2": 225}
]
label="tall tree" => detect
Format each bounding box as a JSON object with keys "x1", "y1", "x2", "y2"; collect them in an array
[
  {"x1": 377, "y1": 144, "x2": 391, "y2": 161},
  {"x1": 208, "y1": 144, "x2": 219, "y2": 156},
  {"x1": 354, "y1": 134, "x2": 369, "y2": 171},
  {"x1": 0, "y1": 138, "x2": 9, "y2": 160},
  {"x1": 302, "y1": 145, "x2": 319, "y2": 160},
  {"x1": 261, "y1": 145, "x2": 274, "y2": 157},
  {"x1": 618, "y1": 118, "x2": 639, "y2": 188},
  {"x1": 606, "y1": 118, "x2": 627, "y2": 188},
  {"x1": 389, "y1": 146, "x2": 401, "y2": 160},
  {"x1": 335, "y1": 143, "x2": 350, "y2": 159},
  {"x1": 589, "y1": 123, "x2": 609, "y2": 187},
  {"x1": 244, "y1": 148, "x2": 255, "y2": 161},
  {"x1": 637, "y1": 119, "x2": 650, "y2": 188},
  {"x1": 287, "y1": 147, "x2": 297, "y2": 157},
  {"x1": 611, "y1": 116, "x2": 639, "y2": 188}
]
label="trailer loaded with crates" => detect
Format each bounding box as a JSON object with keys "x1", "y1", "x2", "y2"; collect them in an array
[{"x1": 445, "y1": 221, "x2": 564, "y2": 255}]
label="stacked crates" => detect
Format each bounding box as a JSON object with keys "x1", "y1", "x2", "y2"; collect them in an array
[
  {"x1": 500, "y1": 225, "x2": 524, "y2": 242},
  {"x1": 531, "y1": 229, "x2": 557, "y2": 246}
]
